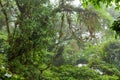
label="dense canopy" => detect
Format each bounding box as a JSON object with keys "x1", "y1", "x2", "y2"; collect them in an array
[{"x1": 0, "y1": 0, "x2": 120, "y2": 80}]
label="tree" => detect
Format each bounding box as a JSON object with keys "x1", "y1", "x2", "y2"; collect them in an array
[
  {"x1": 0, "y1": 0, "x2": 120, "y2": 79},
  {"x1": 82, "y1": 0, "x2": 120, "y2": 9},
  {"x1": 82, "y1": 0, "x2": 120, "y2": 37},
  {"x1": 0, "y1": 0, "x2": 55, "y2": 79}
]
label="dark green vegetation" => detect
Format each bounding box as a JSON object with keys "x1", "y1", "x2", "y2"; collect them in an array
[{"x1": 0, "y1": 0, "x2": 120, "y2": 80}]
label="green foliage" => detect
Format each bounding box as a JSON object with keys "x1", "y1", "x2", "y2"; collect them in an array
[
  {"x1": 82, "y1": 0, "x2": 120, "y2": 9},
  {"x1": 99, "y1": 75, "x2": 119, "y2": 80},
  {"x1": 0, "y1": 48, "x2": 24, "y2": 80},
  {"x1": 111, "y1": 17, "x2": 120, "y2": 36},
  {"x1": 0, "y1": 0, "x2": 120, "y2": 80},
  {"x1": 1, "y1": 0, "x2": 56, "y2": 79},
  {"x1": 42, "y1": 65, "x2": 119, "y2": 80},
  {"x1": 101, "y1": 40, "x2": 120, "y2": 70},
  {"x1": 42, "y1": 65, "x2": 100, "y2": 80},
  {"x1": 75, "y1": 43, "x2": 103, "y2": 64},
  {"x1": 89, "y1": 57, "x2": 120, "y2": 74},
  {"x1": 0, "y1": 13, "x2": 5, "y2": 29},
  {"x1": 0, "y1": 66, "x2": 24, "y2": 80},
  {"x1": 63, "y1": 40, "x2": 80, "y2": 64}
]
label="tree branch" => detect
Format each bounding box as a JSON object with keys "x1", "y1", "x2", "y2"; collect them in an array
[{"x1": 0, "y1": 0, "x2": 10, "y2": 36}]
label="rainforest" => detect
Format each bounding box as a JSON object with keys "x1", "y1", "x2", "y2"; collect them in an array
[{"x1": 0, "y1": 0, "x2": 120, "y2": 80}]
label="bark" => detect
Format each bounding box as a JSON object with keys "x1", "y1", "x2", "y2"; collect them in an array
[{"x1": 0, "y1": 0, "x2": 10, "y2": 37}]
